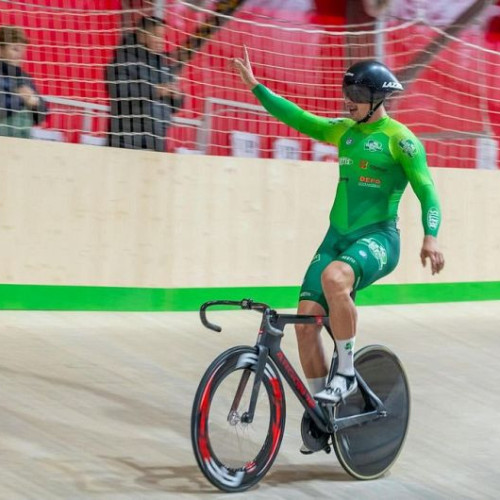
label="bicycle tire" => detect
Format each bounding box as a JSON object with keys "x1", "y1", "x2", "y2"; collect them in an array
[
  {"x1": 191, "y1": 345, "x2": 286, "y2": 492},
  {"x1": 332, "y1": 344, "x2": 410, "y2": 480}
]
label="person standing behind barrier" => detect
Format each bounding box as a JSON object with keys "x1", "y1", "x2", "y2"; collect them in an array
[
  {"x1": 231, "y1": 47, "x2": 445, "y2": 451},
  {"x1": 0, "y1": 26, "x2": 47, "y2": 139},
  {"x1": 106, "y1": 16, "x2": 184, "y2": 152}
]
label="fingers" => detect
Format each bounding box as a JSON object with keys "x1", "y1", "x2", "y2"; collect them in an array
[
  {"x1": 430, "y1": 255, "x2": 438, "y2": 275},
  {"x1": 229, "y1": 58, "x2": 246, "y2": 77},
  {"x1": 422, "y1": 251, "x2": 445, "y2": 274},
  {"x1": 229, "y1": 46, "x2": 258, "y2": 89},
  {"x1": 420, "y1": 250, "x2": 427, "y2": 268},
  {"x1": 230, "y1": 57, "x2": 243, "y2": 69},
  {"x1": 431, "y1": 251, "x2": 445, "y2": 274},
  {"x1": 243, "y1": 44, "x2": 250, "y2": 66},
  {"x1": 421, "y1": 236, "x2": 444, "y2": 275},
  {"x1": 230, "y1": 45, "x2": 251, "y2": 71},
  {"x1": 435, "y1": 252, "x2": 445, "y2": 273},
  {"x1": 229, "y1": 46, "x2": 249, "y2": 68}
]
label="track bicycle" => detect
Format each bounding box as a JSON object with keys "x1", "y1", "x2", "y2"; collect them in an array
[{"x1": 191, "y1": 298, "x2": 410, "y2": 492}]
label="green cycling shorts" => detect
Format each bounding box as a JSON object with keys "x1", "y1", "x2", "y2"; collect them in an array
[{"x1": 299, "y1": 220, "x2": 400, "y2": 312}]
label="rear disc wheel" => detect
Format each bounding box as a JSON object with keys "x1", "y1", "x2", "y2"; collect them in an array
[{"x1": 332, "y1": 345, "x2": 410, "y2": 479}]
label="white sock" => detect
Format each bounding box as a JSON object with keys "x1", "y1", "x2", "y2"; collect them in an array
[
  {"x1": 336, "y1": 338, "x2": 355, "y2": 376},
  {"x1": 307, "y1": 376, "x2": 326, "y2": 394}
]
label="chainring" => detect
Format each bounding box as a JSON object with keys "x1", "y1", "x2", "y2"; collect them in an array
[{"x1": 300, "y1": 411, "x2": 330, "y2": 452}]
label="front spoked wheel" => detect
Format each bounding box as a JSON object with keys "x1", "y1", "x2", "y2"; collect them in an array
[
  {"x1": 191, "y1": 346, "x2": 286, "y2": 492},
  {"x1": 333, "y1": 345, "x2": 410, "y2": 479}
]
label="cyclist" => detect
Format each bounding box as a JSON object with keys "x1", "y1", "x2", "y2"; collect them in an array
[{"x1": 231, "y1": 47, "x2": 444, "y2": 450}]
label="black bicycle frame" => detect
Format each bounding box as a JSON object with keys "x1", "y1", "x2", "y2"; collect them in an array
[{"x1": 200, "y1": 299, "x2": 387, "y2": 435}]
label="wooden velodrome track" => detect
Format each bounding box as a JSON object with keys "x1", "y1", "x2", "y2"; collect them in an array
[{"x1": 0, "y1": 300, "x2": 499, "y2": 499}]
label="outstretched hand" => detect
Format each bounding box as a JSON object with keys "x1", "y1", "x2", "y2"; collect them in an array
[
  {"x1": 230, "y1": 45, "x2": 259, "y2": 90},
  {"x1": 420, "y1": 235, "x2": 445, "y2": 275}
]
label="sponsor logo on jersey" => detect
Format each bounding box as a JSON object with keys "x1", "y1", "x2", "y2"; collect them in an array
[
  {"x1": 360, "y1": 159, "x2": 388, "y2": 172},
  {"x1": 328, "y1": 118, "x2": 345, "y2": 126},
  {"x1": 358, "y1": 176, "x2": 381, "y2": 187},
  {"x1": 360, "y1": 237, "x2": 388, "y2": 270},
  {"x1": 427, "y1": 208, "x2": 440, "y2": 230},
  {"x1": 311, "y1": 253, "x2": 320, "y2": 264},
  {"x1": 346, "y1": 138, "x2": 353, "y2": 145},
  {"x1": 399, "y1": 138, "x2": 417, "y2": 157},
  {"x1": 339, "y1": 156, "x2": 353, "y2": 166},
  {"x1": 382, "y1": 81, "x2": 403, "y2": 90},
  {"x1": 340, "y1": 255, "x2": 357, "y2": 266},
  {"x1": 364, "y1": 139, "x2": 383, "y2": 152}
]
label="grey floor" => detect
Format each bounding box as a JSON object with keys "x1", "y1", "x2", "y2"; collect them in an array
[{"x1": 0, "y1": 301, "x2": 499, "y2": 499}]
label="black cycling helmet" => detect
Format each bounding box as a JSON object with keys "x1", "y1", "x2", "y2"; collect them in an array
[{"x1": 342, "y1": 60, "x2": 403, "y2": 123}]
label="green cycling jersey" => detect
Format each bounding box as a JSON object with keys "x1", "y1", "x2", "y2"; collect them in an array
[{"x1": 252, "y1": 84, "x2": 441, "y2": 237}]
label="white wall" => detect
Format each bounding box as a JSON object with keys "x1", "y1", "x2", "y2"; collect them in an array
[{"x1": 1, "y1": 137, "x2": 498, "y2": 288}]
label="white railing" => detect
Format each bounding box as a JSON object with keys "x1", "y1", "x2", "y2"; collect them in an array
[
  {"x1": 31, "y1": 95, "x2": 203, "y2": 147},
  {"x1": 29, "y1": 95, "x2": 497, "y2": 168}
]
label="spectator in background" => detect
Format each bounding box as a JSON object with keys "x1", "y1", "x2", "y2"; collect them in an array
[
  {"x1": 0, "y1": 26, "x2": 47, "y2": 139},
  {"x1": 106, "y1": 16, "x2": 184, "y2": 152}
]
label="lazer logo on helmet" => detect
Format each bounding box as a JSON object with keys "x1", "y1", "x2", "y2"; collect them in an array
[{"x1": 382, "y1": 81, "x2": 403, "y2": 89}]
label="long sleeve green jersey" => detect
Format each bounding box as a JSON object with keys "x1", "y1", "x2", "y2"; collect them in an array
[{"x1": 252, "y1": 84, "x2": 441, "y2": 237}]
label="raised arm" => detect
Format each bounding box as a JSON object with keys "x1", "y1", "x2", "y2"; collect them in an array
[{"x1": 230, "y1": 46, "x2": 349, "y2": 145}]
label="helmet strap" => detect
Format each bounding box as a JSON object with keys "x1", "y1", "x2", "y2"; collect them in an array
[{"x1": 357, "y1": 97, "x2": 384, "y2": 124}]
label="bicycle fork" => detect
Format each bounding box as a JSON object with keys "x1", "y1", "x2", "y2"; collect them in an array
[{"x1": 228, "y1": 345, "x2": 269, "y2": 425}]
